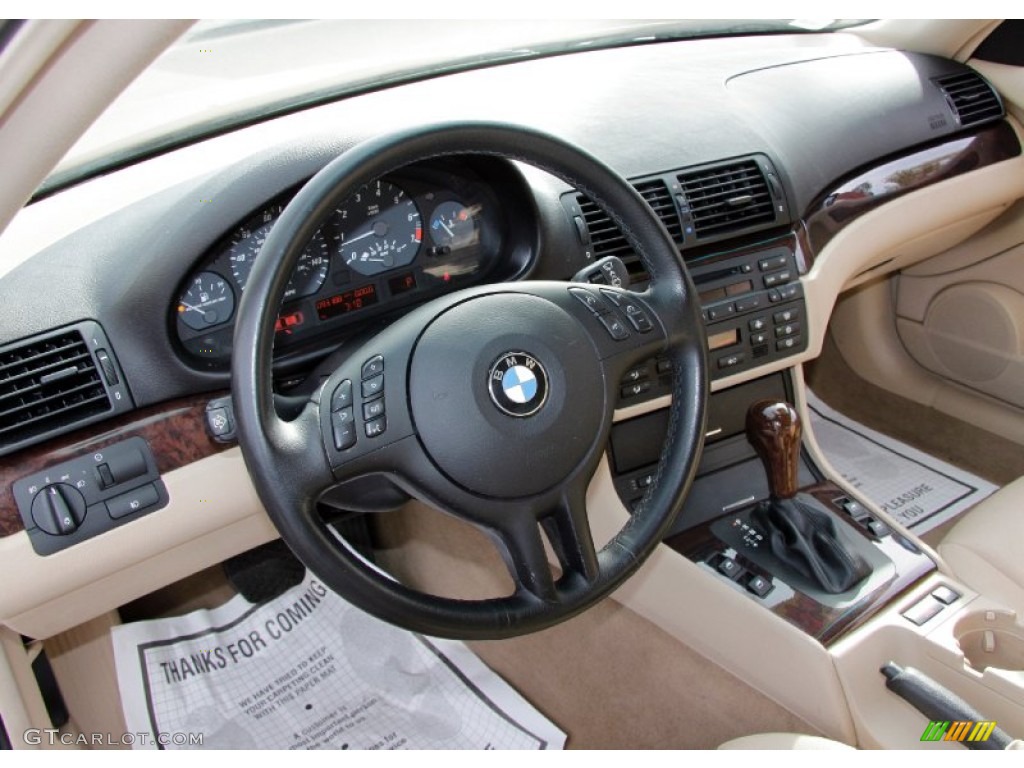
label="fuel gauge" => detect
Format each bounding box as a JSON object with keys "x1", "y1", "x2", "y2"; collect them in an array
[
  {"x1": 429, "y1": 201, "x2": 478, "y2": 249},
  {"x1": 177, "y1": 272, "x2": 235, "y2": 330}
]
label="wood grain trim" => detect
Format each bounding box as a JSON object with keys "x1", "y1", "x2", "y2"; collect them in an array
[
  {"x1": 802, "y1": 121, "x2": 1022, "y2": 261},
  {"x1": 665, "y1": 482, "x2": 936, "y2": 645},
  {"x1": 0, "y1": 393, "x2": 230, "y2": 537}
]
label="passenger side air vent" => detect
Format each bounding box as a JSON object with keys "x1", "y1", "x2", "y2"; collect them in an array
[
  {"x1": 576, "y1": 178, "x2": 682, "y2": 261},
  {"x1": 677, "y1": 159, "x2": 775, "y2": 239},
  {"x1": 935, "y1": 72, "x2": 1003, "y2": 128},
  {"x1": 0, "y1": 322, "x2": 132, "y2": 456}
]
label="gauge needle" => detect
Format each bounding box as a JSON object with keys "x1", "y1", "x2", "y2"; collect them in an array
[
  {"x1": 343, "y1": 229, "x2": 376, "y2": 246},
  {"x1": 179, "y1": 301, "x2": 202, "y2": 312},
  {"x1": 439, "y1": 219, "x2": 455, "y2": 237}
]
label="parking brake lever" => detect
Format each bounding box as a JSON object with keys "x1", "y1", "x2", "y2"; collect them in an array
[{"x1": 881, "y1": 662, "x2": 1015, "y2": 750}]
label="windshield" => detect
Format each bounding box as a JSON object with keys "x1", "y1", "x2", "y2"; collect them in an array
[{"x1": 41, "y1": 18, "x2": 867, "y2": 195}]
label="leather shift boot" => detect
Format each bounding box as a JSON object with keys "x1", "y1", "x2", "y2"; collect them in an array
[{"x1": 752, "y1": 496, "x2": 870, "y2": 594}]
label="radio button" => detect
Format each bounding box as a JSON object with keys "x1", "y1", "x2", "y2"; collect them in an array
[
  {"x1": 776, "y1": 337, "x2": 800, "y2": 351},
  {"x1": 773, "y1": 308, "x2": 800, "y2": 324},
  {"x1": 750, "y1": 332, "x2": 768, "y2": 346},
  {"x1": 763, "y1": 270, "x2": 792, "y2": 288},
  {"x1": 777, "y1": 284, "x2": 801, "y2": 300},
  {"x1": 748, "y1": 317, "x2": 768, "y2": 332},
  {"x1": 706, "y1": 303, "x2": 736, "y2": 322},
  {"x1": 775, "y1": 322, "x2": 800, "y2": 339},
  {"x1": 718, "y1": 353, "x2": 745, "y2": 369},
  {"x1": 734, "y1": 295, "x2": 762, "y2": 313},
  {"x1": 759, "y1": 254, "x2": 788, "y2": 272}
]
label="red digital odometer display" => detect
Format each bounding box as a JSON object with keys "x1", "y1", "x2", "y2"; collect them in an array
[{"x1": 315, "y1": 284, "x2": 379, "y2": 321}]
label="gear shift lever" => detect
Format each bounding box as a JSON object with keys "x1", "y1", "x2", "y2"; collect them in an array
[
  {"x1": 746, "y1": 399, "x2": 870, "y2": 594},
  {"x1": 746, "y1": 400, "x2": 802, "y2": 500}
]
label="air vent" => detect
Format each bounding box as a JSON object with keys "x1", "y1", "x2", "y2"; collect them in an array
[
  {"x1": 576, "y1": 178, "x2": 682, "y2": 260},
  {"x1": 0, "y1": 322, "x2": 131, "y2": 455},
  {"x1": 677, "y1": 160, "x2": 775, "y2": 239},
  {"x1": 936, "y1": 72, "x2": 1003, "y2": 128}
]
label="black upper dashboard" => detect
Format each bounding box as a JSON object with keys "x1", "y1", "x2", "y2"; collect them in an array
[{"x1": 0, "y1": 32, "x2": 1015, "y2": 456}]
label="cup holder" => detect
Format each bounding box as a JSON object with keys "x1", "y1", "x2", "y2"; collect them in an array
[{"x1": 954, "y1": 610, "x2": 1024, "y2": 672}]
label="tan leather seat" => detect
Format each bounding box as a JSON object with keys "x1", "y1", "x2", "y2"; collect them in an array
[
  {"x1": 718, "y1": 733, "x2": 854, "y2": 750},
  {"x1": 939, "y1": 477, "x2": 1024, "y2": 614}
]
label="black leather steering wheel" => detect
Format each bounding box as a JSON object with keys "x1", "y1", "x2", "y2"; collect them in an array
[{"x1": 232, "y1": 122, "x2": 708, "y2": 639}]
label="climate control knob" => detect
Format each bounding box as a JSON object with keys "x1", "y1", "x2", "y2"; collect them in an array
[{"x1": 30, "y1": 484, "x2": 86, "y2": 536}]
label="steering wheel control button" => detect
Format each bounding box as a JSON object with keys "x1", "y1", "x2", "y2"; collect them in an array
[
  {"x1": 331, "y1": 409, "x2": 357, "y2": 451},
  {"x1": 488, "y1": 352, "x2": 549, "y2": 418},
  {"x1": 31, "y1": 484, "x2": 87, "y2": 535},
  {"x1": 600, "y1": 289, "x2": 653, "y2": 333},
  {"x1": 106, "y1": 483, "x2": 160, "y2": 520},
  {"x1": 365, "y1": 416, "x2": 387, "y2": 438},
  {"x1": 361, "y1": 355, "x2": 384, "y2": 380},
  {"x1": 621, "y1": 381, "x2": 652, "y2": 399},
  {"x1": 330, "y1": 379, "x2": 353, "y2": 412},
  {"x1": 363, "y1": 399, "x2": 386, "y2": 421},
  {"x1": 361, "y1": 374, "x2": 384, "y2": 399},
  {"x1": 597, "y1": 312, "x2": 630, "y2": 340},
  {"x1": 568, "y1": 287, "x2": 606, "y2": 315}
]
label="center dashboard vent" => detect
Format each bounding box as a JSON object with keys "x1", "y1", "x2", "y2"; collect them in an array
[
  {"x1": 567, "y1": 154, "x2": 789, "y2": 276},
  {"x1": 677, "y1": 159, "x2": 776, "y2": 239},
  {"x1": 0, "y1": 322, "x2": 132, "y2": 457},
  {"x1": 935, "y1": 71, "x2": 1003, "y2": 128}
]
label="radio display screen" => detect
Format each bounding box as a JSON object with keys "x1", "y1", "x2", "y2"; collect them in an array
[{"x1": 707, "y1": 328, "x2": 739, "y2": 351}]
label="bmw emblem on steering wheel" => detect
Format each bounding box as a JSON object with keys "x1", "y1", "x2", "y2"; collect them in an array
[{"x1": 488, "y1": 352, "x2": 549, "y2": 417}]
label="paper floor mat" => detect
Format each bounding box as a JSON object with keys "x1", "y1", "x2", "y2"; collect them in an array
[
  {"x1": 112, "y1": 571, "x2": 565, "y2": 750},
  {"x1": 806, "y1": 390, "x2": 997, "y2": 536}
]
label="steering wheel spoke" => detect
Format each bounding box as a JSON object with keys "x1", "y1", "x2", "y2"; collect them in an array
[
  {"x1": 492, "y1": 516, "x2": 559, "y2": 603},
  {"x1": 541, "y1": 481, "x2": 600, "y2": 585}
]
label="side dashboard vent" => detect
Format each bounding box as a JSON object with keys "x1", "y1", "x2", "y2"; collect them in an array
[
  {"x1": 677, "y1": 159, "x2": 775, "y2": 239},
  {"x1": 935, "y1": 72, "x2": 1003, "y2": 128},
  {"x1": 576, "y1": 177, "x2": 682, "y2": 261},
  {"x1": 0, "y1": 323, "x2": 131, "y2": 456}
]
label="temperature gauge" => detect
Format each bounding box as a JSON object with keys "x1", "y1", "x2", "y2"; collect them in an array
[{"x1": 429, "y1": 201, "x2": 478, "y2": 249}]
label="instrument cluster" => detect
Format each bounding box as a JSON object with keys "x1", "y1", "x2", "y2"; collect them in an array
[{"x1": 173, "y1": 161, "x2": 519, "y2": 368}]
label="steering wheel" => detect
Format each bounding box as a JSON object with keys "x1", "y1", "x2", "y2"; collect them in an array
[{"x1": 232, "y1": 122, "x2": 708, "y2": 639}]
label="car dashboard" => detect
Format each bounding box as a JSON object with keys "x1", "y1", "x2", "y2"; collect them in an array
[{"x1": 1, "y1": 28, "x2": 1023, "y2": 675}]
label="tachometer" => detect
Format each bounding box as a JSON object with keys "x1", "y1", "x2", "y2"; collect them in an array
[
  {"x1": 333, "y1": 180, "x2": 422, "y2": 276},
  {"x1": 227, "y1": 203, "x2": 330, "y2": 299},
  {"x1": 177, "y1": 271, "x2": 235, "y2": 330}
]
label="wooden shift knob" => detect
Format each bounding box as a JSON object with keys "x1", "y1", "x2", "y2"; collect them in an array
[{"x1": 746, "y1": 399, "x2": 802, "y2": 500}]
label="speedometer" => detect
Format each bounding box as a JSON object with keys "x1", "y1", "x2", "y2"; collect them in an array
[
  {"x1": 227, "y1": 203, "x2": 330, "y2": 300},
  {"x1": 332, "y1": 180, "x2": 422, "y2": 276}
]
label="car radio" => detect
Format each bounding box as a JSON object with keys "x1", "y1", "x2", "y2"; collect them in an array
[{"x1": 617, "y1": 240, "x2": 808, "y2": 406}]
